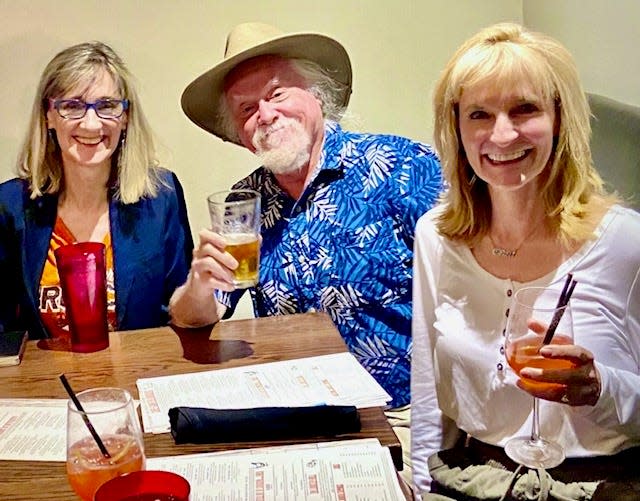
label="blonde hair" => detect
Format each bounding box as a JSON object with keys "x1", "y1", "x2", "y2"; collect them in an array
[
  {"x1": 17, "y1": 41, "x2": 162, "y2": 203},
  {"x1": 433, "y1": 22, "x2": 615, "y2": 245}
]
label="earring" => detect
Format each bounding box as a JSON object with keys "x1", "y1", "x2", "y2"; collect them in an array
[
  {"x1": 468, "y1": 173, "x2": 477, "y2": 186},
  {"x1": 47, "y1": 128, "x2": 58, "y2": 151},
  {"x1": 116, "y1": 129, "x2": 127, "y2": 172}
]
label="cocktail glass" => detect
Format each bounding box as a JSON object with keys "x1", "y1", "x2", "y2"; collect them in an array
[{"x1": 504, "y1": 286, "x2": 574, "y2": 469}]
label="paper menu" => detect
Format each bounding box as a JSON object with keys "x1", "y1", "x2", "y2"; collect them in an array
[
  {"x1": 147, "y1": 438, "x2": 405, "y2": 501},
  {"x1": 137, "y1": 352, "x2": 391, "y2": 434},
  {"x1": 0, "y1": 399, "x2": 67, "y2": 461}
]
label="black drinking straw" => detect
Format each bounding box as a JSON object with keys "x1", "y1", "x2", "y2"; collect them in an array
[
  {"x1": 541, "y1": 274, "x2": 577, "y2": 346},
  {"x1": 59, "y1": 374, "x2": 111, "y2": 459}
]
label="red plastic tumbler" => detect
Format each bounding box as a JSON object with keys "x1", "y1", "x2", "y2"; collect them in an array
[{"x1": 54, "y1": 242, "x2": 109, "y2": 353}]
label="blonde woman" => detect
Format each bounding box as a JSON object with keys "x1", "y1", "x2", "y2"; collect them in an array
[
  {"x1": 412, "y1": 23, "x2": 640, "y2": 499},
  {"x1": 0, "y1": 41, "x2": 193, "y2": 340}
]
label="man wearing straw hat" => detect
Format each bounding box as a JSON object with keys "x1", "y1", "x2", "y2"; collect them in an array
[{"x1": 170, "y1": 22, "x2": 442, "y2": 481}]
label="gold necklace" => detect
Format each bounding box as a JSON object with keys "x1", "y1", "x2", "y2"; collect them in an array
[{"x1": 488, "y1": 220, "x2": 545, "y2": 258}]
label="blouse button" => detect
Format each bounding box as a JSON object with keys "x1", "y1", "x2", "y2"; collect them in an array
[
  {"x1": 507, "y1": 289, "x2": 513, "y2": 297},
  {"x1": 500, "y1": 345, "x2": 505, "y2": 355},
  {"x1": 496, "y1": 362, "x2": 504, "y2": 371},
  {"x1": 505, "y1": 308, "x2": 510, "y2": 317},
  {"x1": 502, "y1": 329, "x2": 506, "y2": 337}
]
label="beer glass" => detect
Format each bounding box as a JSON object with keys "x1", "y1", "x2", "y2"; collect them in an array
[{"x1": 207, "y1": 189, "x2": 261, "y2": 288}]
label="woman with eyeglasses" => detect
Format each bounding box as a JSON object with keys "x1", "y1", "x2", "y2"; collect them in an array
[{"x1": 0, "y1": 41, "x2": 193, "y2": 340}]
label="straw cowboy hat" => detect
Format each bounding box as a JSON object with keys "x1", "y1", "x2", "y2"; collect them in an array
[{"x1": 181, "y1": 22, "x2": 352, "y2": 144}]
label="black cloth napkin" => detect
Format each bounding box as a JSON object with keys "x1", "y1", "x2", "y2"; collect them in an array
[{"x1": 168, "y1": 405, "x2": 361, "y2": 444}]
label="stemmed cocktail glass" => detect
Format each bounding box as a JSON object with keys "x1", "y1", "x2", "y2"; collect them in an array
[{"x1": 504, "y1": 286, "x2": 574, "y2": 469}]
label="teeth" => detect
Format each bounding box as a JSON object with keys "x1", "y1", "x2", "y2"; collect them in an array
[
  {"x1": 76, "y1": 137, "x2": 102, "y2": 145},
  {"x1": 487, "y1": 150, "x2": 526, "y2": 162}
]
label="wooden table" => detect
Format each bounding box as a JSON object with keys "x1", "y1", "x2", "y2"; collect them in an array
[{"x1": 0, "y1": 312, "x2": 402, "y2": 500}]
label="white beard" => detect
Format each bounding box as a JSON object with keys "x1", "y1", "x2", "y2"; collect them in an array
[{"x1": 252, "y1": 117, "x2": 311, "y2": 175}]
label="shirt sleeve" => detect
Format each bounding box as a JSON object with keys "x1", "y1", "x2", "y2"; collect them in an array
[
  {"x1": 573, "y1": 265, "x2": 640, "y2": 436},
  {"x1": 411, "y1": 212, "x2": 446, "y2": 493},
  {"x1": 396, "y1": 141, "x2": 443, "y2": 235}
]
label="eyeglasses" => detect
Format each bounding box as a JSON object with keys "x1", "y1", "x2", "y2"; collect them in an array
[{"x1": 49, "y1": 98, "x2": 129, "y2": 119}]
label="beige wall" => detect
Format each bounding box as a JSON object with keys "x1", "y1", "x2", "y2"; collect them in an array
[{"x1": 523, "y1": 0, "x2": 640, "y2": 107}]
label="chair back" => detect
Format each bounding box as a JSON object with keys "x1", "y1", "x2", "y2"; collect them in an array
[{"x1": 588, "y1": 93, "x2": 640, "y2": 210}]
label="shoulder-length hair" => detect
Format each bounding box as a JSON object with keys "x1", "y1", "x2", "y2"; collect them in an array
[
  {"x1": 17, "y1": 41, "x2": 162, "y2": 203},
  {"x1": 433, "y1": 22, "x2": 615, "y2": 246}
]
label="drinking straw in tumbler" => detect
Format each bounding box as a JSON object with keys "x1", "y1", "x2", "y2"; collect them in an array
[{"x1": 59, "y1": 374, "x2": 112, "y2": 459}]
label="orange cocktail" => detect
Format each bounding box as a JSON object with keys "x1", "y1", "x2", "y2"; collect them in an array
[
  {"x1": 506, "y1": 334, "x2": 575, "y2": 391},
  {"x1": 67, "y1": 434, "x2": 145, "y2": 501}
]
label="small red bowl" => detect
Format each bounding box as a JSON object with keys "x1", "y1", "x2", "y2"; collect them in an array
[{"x1": 94, "y1": 470, "x2": 191, "y2": 501}]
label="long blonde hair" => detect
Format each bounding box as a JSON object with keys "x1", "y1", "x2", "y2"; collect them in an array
[
  {"x1": 433, "y1": 22, "x2": 615, "y2": 246},
  {"x1": 17, "y1": 41, "x2": 162, "y2": 203}
]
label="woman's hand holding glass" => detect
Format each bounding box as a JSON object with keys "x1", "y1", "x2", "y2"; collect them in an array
[{"x1": 517, "y1": 320, "x2": 601, "y2": 407}]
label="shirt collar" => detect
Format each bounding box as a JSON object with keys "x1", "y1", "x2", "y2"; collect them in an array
[{"x1": 317, "y1": 120, "x2": 346, "y2": 173}]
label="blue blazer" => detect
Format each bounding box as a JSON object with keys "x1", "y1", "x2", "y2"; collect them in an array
[{"x1": 0, "y1": 168, "x2": 194, "y2": 339}]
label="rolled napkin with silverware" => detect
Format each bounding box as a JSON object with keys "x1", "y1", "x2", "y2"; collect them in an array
[{"x1": 168, "y1": 405, "x2": 361, "y2": 444}]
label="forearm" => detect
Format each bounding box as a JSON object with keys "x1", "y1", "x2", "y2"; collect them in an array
[{"x1": 169, "y1": 274, "x2": 227, "y2": 327}]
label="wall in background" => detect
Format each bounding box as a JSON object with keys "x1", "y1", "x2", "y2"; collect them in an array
[{"x1": 523, "y1": 0, "x2": 640, "y2": 106}]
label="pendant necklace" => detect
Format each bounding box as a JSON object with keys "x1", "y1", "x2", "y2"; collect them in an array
[{"x1": 488, "y1": 220, "x2": 545, "y2": 258}]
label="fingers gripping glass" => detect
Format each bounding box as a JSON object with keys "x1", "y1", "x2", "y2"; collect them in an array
[{"x1": 50, "y1": 99, "x2": 129, "y2": 119}]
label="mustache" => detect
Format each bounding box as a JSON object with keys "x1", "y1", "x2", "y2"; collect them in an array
[{"x1": 252, "y1": 117, "x2": 300, "y2": 150}]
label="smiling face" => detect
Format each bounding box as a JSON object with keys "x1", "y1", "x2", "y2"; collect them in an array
[
  {"x1": 224, "y1": 55, "x2": 325, "y2": 175},
  {"x1": 458, "y1": 80, "x2": 556, "y2": 195},
  {"x1": 46, "y1": 68, "x2": 127, "y2": 174}
]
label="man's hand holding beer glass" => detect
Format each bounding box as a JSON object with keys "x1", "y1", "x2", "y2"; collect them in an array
[
  {"x1": 207, "y1": 189, "x2": 261, "y2": 289},
  {"x1": 168, "y1": 190, "x2": 261, "y2": 327}
]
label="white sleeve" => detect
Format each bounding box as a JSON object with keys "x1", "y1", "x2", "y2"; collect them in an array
[
  {"x1": 576, "y1": 267, "x2": 640, "y2": 436},
  {"x1": 411, "y1": 214, "x2": 446, "y2": 493}
]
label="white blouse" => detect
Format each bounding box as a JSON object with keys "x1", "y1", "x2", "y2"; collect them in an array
[{"x1": 411, "y1": 205, "x2": 640, "y2": 493}]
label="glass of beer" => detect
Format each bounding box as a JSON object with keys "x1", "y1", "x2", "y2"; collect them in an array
[
  {"x1": 207, "y1": 189, "x2": 261, "y2": 288},
  {"x1": 66, "y1": 387, "x2": 146, "y2": 501},
  {"x1": 504, "y1": 286, "x2": 575, "y2": 469}
]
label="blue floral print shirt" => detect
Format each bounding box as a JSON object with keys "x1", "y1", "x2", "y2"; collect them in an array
[{"x1": 219, "y1": 122, "x2": 443, "y2": 407}]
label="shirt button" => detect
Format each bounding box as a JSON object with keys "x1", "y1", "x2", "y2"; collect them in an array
[
  {"x1": 502, "y1": 329, "x2": 506, "y2": 337},
  {"x1": 505, "y1": 308, "x2": 510, "y2": 317},
  {"x1": 496, "y1": 362, "x2": 504, "y2": 371},
  {"x1": 507, "y1": 289, "x2": 513, "y2": 297},
  {"x1": 500, "y1": 345, "x2": 505, "y2": 355}
]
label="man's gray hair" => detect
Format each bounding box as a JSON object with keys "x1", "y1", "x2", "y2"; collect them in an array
[{"x1": 217, "y1": 57, "x2": 348, "y2": 144}]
